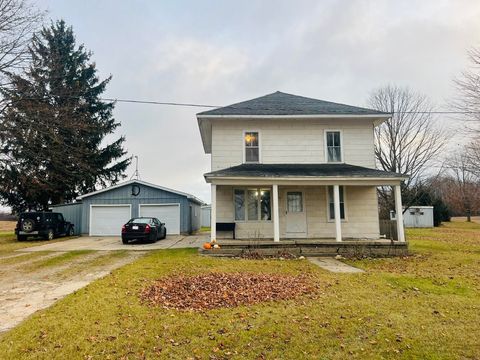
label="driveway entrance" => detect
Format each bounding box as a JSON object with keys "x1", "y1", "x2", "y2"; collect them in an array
[{"x1": 19, "y1": 234, "x2": 209, "y2": 252}]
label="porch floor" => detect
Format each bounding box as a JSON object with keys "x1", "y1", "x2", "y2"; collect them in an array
[
  {"x1": 216, "y1": 238, "x2": 398, "y2": 246},
  {"x1": 202, "y1": 238, "x2": 408, "y2": 257}
]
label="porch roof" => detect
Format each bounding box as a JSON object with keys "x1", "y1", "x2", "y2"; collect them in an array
[{"x1": 205, "y1": 163, "x2": 407, "y2": 183}]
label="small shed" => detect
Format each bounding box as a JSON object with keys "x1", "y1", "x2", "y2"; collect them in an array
[
  {"x1": 390, "y1": 206, "x2": 434, "y2": 228},
  {"x1": 53, "y1": 180, "x2": 204, "y2": 236}
]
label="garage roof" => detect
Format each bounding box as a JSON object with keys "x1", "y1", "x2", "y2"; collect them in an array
[{"x1": 77, "y1": 179, "x2": 205, "y2": 205}]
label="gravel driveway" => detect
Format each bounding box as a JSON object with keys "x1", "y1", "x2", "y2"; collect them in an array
[
  {"x1": 0, "y1": 234, "x2": 208, "y2": 333},
  {"x1": 0, "y1": 250, "x2": 145, "y2": 333}
]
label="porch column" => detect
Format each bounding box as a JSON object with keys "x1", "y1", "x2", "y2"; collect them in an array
[
  {"x1": 333, "y1": 185, "x2": 342, "y2": 242},
  {"x1": 211, "y1": 184, "x2": 216, "y2": 241},
  {"x1": 394, "y1": 185, "x2": 405, "y2": 242},
  {"x1": 272, "y1": 184, "x2": 280, "y2": 242}
]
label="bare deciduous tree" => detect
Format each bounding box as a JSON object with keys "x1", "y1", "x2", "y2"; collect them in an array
[
  {"x1": 0, "y1": 0, "x2": 43, "y2": 80},
  {"x1": 369, "y1": 85, "x2": 447, "y2": 187},
  {"x1": 444, "y1": 150, "x2": 480, "y2": 221},
  {"x1": 368, "y1": 85, "x2": 448, "y2": 218},
  {"x1": 454, "y1": 48, "x2": 480, "y2": 130},
  {"x1": 455, "y1": 48, "x2": 480, "y2": 176}
]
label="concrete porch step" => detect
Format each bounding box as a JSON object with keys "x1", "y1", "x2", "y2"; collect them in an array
[{"x1": 200, "y1": 240, "x2": 408, "y2": 257}]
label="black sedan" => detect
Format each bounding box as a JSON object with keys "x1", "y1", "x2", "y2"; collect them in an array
[{"x1": 121, "y1": 217, "x2": 167, "y2": 244}]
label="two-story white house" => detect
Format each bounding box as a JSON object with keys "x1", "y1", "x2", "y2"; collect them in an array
[{"x1": 197, "y1": 91, "x2": 407, "y2": 243}]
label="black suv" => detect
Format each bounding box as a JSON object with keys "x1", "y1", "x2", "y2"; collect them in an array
[{"x1": 15, "y1": 212, "x2": 75, "y2": 241}]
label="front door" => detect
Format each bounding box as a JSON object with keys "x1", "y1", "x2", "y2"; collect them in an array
[{"x1": 285, "y1": 191, "x2": 307, "y2": 237}]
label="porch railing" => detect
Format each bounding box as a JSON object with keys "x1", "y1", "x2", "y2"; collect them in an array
[{"x1": 380, "y1": 219, "x2": 398, "y2": 241}]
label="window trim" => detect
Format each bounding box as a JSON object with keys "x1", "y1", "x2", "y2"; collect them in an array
[
  {"x1": 324, "y1": 129, "x2": 344, "y2": 163},
  {"x1": 243, "y1": 130, "x2": 261, "y2": 164},
  {"x1": 325, "y1": 185, "x2": 348, "y2": 222},
  {"x1": 233, "y1": 187, "x2": 272, "y2": 222}
]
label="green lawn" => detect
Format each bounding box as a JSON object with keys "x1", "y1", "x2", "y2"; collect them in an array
[{"x1": 0, "y1": 222, "x2": 479, "y2": 359}]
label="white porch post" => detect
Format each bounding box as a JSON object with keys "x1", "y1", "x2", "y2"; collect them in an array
[
  {"x1": 394, "y1": 185, "x2": 405, "y2": 242},
  {"x1": 333, "y1": 185, "x2": 342, "y2": 242},
  {"x1": 211, "y1": 184, "x2": 216, "y2": 241},
  {"x1": 272, "y1": 184, "x2": 280, "y2": 242}
]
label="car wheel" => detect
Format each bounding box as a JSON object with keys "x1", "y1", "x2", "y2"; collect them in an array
[
  {"x1": 17, "y1": 235, "x2": 27, "y2": 241},
  {"x1": 44, "y1": 229, "x2": 54, "y2": 241},
  {"x1": 21, "y1": 219, "x2": 35, "y2": 233},
  {"x1": 162, "y1": 228, "x2": 167, "y2": 239},
  {"x1": 122, "y1": 238, "x2": 129, "y2": 245},
  {"x1": 68, "y1": 227, "x2": 75, "y2": 236}
]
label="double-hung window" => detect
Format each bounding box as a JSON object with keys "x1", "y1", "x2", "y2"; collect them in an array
[
  {"x1": 244, "y1": 131, "x2": 259, "y2": 163},
  {"x1": 327, "y1": 186, "x2": 345, "y2": 220},
  {"x1": 326, "y1": 131, "x2": 342, "y2": 162},
  {"x1": 234, "y1": 188, "x2": 271, "y2": 221}
]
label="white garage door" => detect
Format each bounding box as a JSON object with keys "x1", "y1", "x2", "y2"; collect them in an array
[
  {"x1": 139, "y1": 204, "x2": 180, "y2": 235},
  {"x1": 90, "y1": 205, "x2": 131, "y2": 236}
]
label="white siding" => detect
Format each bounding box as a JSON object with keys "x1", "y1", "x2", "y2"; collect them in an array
[
  {"x1": 211, "y1": 118, "x2": 375, "y2": 170},
  {"x1": 215, "y1": 185, "x2": 380, "y2": 239}
]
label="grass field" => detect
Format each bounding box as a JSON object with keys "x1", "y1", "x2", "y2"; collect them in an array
[{"x1": 0, "y1": 221, "x2": 479, "y2": 359}]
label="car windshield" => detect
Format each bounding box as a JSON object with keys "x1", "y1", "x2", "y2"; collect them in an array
[{"x1": 128, "y1": 218, "x2": 152, "y2": 224}]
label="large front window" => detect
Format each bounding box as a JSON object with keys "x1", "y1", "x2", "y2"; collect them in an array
[
  {"x1": 328, "y1": 186, "x2": 345, "y2": 220},
  {"x1": 234, "y1": 188, "x2": 271, "y2": 221},
  {"x1": 244, "y1": 131, "x2": 259, "y2": 163},
  {"x1": 326, "y1": 131, "x2": 342, "y2": 162}
]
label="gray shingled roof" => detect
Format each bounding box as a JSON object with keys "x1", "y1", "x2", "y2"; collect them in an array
[
  {"x1": 198, "y1": 91, "x2": 389, "y2": 117},
  {"x1": 204, "y1": 163, "x2": 406, "y2": 179}
]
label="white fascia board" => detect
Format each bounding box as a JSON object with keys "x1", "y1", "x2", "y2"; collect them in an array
[{"x1": 197, "y1": 117, "x2": 212, "y2": 153}]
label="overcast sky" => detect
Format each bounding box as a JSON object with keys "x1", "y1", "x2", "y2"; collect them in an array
[{"x1": 36, "y1": 0, "x2": 480, "y2": 203}]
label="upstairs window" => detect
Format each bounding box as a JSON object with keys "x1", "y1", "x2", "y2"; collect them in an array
[
  {"x1": 326, "y1": 131, "x2": 342, "y2": 162},
  {"x1": 244, "y1": 131, "x2": 259, "y2": 163}
]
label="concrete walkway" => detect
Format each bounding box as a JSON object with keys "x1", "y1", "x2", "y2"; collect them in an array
[
  {"x1": 308, "y1": 257, "x2": 365, "y2": 273},
  {"x1": 18, "y1": 234, "x2": 209, "y2": 252}
]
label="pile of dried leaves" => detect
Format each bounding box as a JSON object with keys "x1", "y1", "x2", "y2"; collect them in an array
[{"x1": 140, "y1": 272, "x2": 318, "y2": 311}]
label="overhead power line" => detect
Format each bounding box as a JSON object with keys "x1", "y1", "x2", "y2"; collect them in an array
[
  {"x1": 7, "y1": 94, "x2": 480, "y2": 114},
  {"x1": 99, "y1": 97, "x2": 219, "y2": 108}
]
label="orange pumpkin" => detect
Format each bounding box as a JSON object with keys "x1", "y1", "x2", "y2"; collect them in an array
[{"x1": 203, "y1": 242, "x2": 212, "y2": 250}]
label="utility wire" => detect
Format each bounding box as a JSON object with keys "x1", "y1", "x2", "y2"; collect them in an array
[
  {"x1": 99, "y1": 97, "x2": 219, "y2": 108},
  {"x1": 6, "y1": 94, "x2": 480, "y2": 114}
]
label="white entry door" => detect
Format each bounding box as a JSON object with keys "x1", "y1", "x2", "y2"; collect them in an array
[
  {"x1": 285, "y1": 191, "x2": 307, "y2": 237},
  {"x1": 139, "y1": 204, "x2": 181, "y2": 235},
  {"x1": 90, "y1": 205, "x2": 131, "y2": 236}
]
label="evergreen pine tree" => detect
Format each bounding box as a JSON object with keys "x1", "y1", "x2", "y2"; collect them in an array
[{"x1": 0, "y1": 20, "x2": 129, "y2": 212}]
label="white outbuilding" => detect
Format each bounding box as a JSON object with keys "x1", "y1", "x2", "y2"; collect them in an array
[{"x1": 390, "y1": 206, "x2": 434, "y2": 228}]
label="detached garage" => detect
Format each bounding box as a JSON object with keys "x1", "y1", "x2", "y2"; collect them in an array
[{"x1": 53, "y1": 180, "x2": 204, "y2": 236}]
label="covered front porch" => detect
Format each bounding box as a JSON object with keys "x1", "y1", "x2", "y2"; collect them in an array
[{"x1": 206, "y1": 163, "x2": 408, "y2": 245}]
